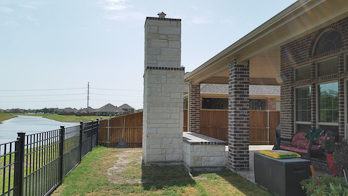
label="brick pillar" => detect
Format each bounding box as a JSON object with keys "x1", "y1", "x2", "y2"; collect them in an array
[
  {"x1": 338, "y1": 53, "x2": 345, "y2": 138},
  {"x1": 188, "y1": 84, "x2": 200, "y2": 133},
  {"x1": 228, "y1": 60, "x2": 249, "y2": 171},
  {"x1": 280, "y1": 48, "x2": 294, "y2": 139},
  {"x1": 311, "y1": 62, "x2": 316, "y2": 130},
  {"x1": 266, "y1": 98, "x2": 276, "y2": 110}
]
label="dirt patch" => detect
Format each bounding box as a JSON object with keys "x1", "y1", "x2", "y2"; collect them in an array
[{"x1": 107, "y1": 148, "x2": 143, "y2": 184}]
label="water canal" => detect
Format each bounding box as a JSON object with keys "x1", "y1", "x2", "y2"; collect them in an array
[{"x1": 0, "y1": 115, "x2": 78, "y2": 144}]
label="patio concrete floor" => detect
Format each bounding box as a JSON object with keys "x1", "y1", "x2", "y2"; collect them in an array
[{"x1": 225, "y1": 145, "x2": 326, "y2": 183}]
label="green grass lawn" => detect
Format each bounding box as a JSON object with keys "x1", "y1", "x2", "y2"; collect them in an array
[
  {"x1": 52, "y1": 147, "x2": 274, "y2": 196},
  {"x1": 0, "y1": 110, "x2": 16, "y2": 123},
  {"x1": 11, "y1": 113, "x2": 110, "y2": 123}
]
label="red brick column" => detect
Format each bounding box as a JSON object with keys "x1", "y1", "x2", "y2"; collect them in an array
[
  {"x1": 228, "y1": 60, "x2": 249, "y2": 171},
  {"x1": 189, "y1": 84, "x2": 201, "y2": 133}
]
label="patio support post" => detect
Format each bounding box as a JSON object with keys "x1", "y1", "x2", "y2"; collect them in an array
[
  {"x1": 188, "y1": 83, "x2": 201, "y2": 133},
  {"x1": 310, "y1": 62, "x2": 316, "y2": 130},
  {"x1": 228, "y1": 59, "x2": 250, "y2": 171}
]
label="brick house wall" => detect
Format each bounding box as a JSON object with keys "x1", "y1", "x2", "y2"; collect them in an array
[{"x1": 280, "y1": 17, "x2": 348, "y2": 139}]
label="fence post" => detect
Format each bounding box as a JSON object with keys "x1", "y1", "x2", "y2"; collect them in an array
[
  {"x1": 14, "y1": 132, "x2": 25, "y2": 196},
  {"x1": 96, "y1": 119, "x2": 99, "y2": 146},
  {"x1": 59, "y1": 126, "x2": 65, "y2": 183},
  {"x1": 107, "y1": 118, "x2": 110, "y2": 147},
  {"x1": 90, "y1": 120, "x2": 94, "y2": 151},
  {"x1": 267, "y1": 110, "x2": 270, "y2": 145},
  {"x1": 79, "y1": 121, "x2": 83, "y2": 163}
]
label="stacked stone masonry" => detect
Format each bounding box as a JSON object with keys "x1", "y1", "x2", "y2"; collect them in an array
[
  {"x1": 183, "y1": 132, "x2": 226, "y2": 171},
  {"x1": 228, "y1": 60, "x2": 250, "y2": 171},
  {"x1": 143, "y1": 16, "x2": 184, "y2": 164},
  {"x1": 280, "y1": 17, "x2": 348, "y2": 140},
  {"x1": 189, "y1": 84, "x2": 201, "y2": 133},
  {"x1": 145, "y1": 17, "x2": 181, "y2": 69}
]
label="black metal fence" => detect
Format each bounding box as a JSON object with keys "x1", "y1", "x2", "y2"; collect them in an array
[{"x1": 0, "y1": 120, "x2": 99, "y2": 196}]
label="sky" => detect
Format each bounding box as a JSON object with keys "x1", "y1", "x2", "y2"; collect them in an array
[{"x1": 0, "y1": 0, "x2": 297, "y2": 110}]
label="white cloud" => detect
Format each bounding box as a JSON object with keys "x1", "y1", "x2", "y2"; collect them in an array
[
  {"x1": 192, "y1": 15, "x2": 213, "y2": 24},
  {"x1": 20, "y1": 15, "x2": 40, "y2": 25},
  {"x1": 0, "y1": 6, "x2": 14, "y2": 13},
  {"x1": 219, "y1": 18, "x2": 238, "y2": 26},
  {"x1": 104, "y1": 11, "x2": 145, "y2": 22},
  {"x1": 19, "y1": 4, "x2": 37, "y2": 9},
  {"x1": 2, "y1": 20, "x2": 17, "y2": 26},
  {"x1": 100, "y1": 0, "x2": 130, "y2": 11}
]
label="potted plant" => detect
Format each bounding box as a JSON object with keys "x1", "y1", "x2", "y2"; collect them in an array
[
  {"x1": 333, "y1": 139, "x2": 348, "y2": 177},
  {"x1": 318, "y1": 131, "x2": 339, "y2": 175}
]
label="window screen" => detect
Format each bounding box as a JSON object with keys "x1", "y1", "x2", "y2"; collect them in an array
[
  {"x1": 317, "y1": 58, "x2": 338, "y2": 77},
  {"x1": 296, "y1": 86, "x2": 311, "y2": 122},
  {"x1": 314, "y1": 31, "x2": 342, "y2": 56},
  {"x1": 295, "y1": 66, "x2": 311, "y2": 81},
  {"x1": 318, "y1": 82, "x2": 338, "y2": 123}
]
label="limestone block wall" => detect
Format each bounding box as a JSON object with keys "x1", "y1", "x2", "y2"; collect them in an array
[
  {"x1": 144, "y1": 17, "x2": 181, "y2": 69},
  {"x1": 143, "y1": 15, "x2": 184, "y2": 164},
  {"x1": 143, "y1": 68, "x2": 184, "y2": 163},
  {"x1": 183, "y1": 132, "x2": 226, "y2": 171}
]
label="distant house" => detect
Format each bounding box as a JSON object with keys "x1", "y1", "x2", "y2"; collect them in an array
[
  {"x1": 78, "y1": 107, "x2": 96, "y2": 114},
  {"x1": 184, "y1": 84, "x2": 280, "y2": 110},
  {"x1": 63, "y1": 107, "x2": 78, "y2": 113},
  {"x1": 95, "y1": 103, "x2": 117, "y2": 116},
  {"x1": 118, "y1": 104, "x2": 135, "y2": 113},
  {"x1": 115, "y1": 104, "x2": 135, "y2": 116},
  {"x1": 115, "y1": 107, "x2": 125, "y2": 116}
]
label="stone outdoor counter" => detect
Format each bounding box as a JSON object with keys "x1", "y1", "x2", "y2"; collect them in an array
[{"x1": 183, "y1": 132, "x2": 227, "y2": 172}]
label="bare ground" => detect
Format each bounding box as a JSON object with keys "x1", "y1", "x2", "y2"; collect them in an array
[{"x1": 107, "y1": 148, "x2": 143, "y2": 184}]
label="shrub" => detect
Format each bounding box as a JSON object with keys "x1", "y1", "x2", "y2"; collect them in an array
[{"x1": 300, "y1": 174, "x2": 348, "y2": 195}]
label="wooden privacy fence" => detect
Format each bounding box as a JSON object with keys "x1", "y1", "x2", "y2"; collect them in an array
[
  {"x1": 99, "y1": 112, "x2": 143, "y2": 147},
  {"x1": 249, "y1": 110, "x2": 280, "y2": 145},
  {"x1": 98, "y1": 110, "x2": 280, "y2": 147},
  {"x1": 183, "y1": 109, "x2": 279, "y2": 145}
]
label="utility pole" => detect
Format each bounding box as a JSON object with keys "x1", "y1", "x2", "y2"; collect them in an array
[{"x1": 87, "y1": 82, "x2": 90, "y2": 113}]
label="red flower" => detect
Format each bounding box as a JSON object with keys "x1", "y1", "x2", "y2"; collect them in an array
[
  {"x1": 316, "y1": 182, "x2": 322, "y2": 185},
  {"x1": 311, "y1": 189, "x2": 314, "y2": 193}
]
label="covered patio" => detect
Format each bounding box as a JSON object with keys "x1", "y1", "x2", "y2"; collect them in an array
[{"x1": 184, "y1": 0, "x2": 348, "y2": 171}]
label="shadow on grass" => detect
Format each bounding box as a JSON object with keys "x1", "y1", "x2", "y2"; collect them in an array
[
  {"x1": 190, "y1": 168, "x2": 275, "y2": 196},
  {"x1": 141, "y1": 163, "x2": 196, "y2": 191}
]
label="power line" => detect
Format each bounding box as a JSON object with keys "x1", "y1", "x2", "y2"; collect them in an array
[
  {"x1": 90, "y1": 93, "x2": 142, "y2": 97},
  {"x1": 90, "y1": 88, "x2": 142, "y2": 92},
  {"x1": 1, "y1": 99, "x2": 85, "y2": 103},
  {"x1": 0, "y1": 88, "x2": 85, "y2": 92},
  {"x1": 90, "y1": 99, "x2": 142, "y2": 103},
  {"x1": 0, "y1": 93, "x2": 86, "y2": 97}
]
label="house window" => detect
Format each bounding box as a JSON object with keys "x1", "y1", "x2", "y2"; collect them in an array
[
  {"x1": 295, "y1": 65, "x2": 311, "y2": 81},
  {"x1": 296, "y1": 86, "x2": 311, "y2": 122},
  {"x1": 317, "y1": 58, "x2": 338, "y2": 77},
  {"x1": 295, "y1": 86, "x2": 311, "y2": 131},
  {"x1": 346, "y1": 54, "x2": 348, "y2": 72},
  {"x1": 314, "y1": 30, "x2": 342, "y2": 56},
  {"x1": 249, "y1": 99, "x2": 266, "y2": 110},
  {"x1": 318, "y1": 82, "x2": 338, "y2": 133}
]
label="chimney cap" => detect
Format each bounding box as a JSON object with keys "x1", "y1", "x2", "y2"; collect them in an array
[{"x1": 158, "y1": 12, "x2": 166, "y2": 19}]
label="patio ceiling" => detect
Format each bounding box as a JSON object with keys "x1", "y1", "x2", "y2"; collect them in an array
[{"x1": 184, "y1": 0, "x2": 348, "y2": 85}]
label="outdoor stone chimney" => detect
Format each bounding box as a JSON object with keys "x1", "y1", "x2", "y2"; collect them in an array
[
  {"x1": 143, "y1": 13, "x2": 184, "y2": 165},
  {"x1": 158, "y1": 12, "x2": 166, "y2": 19}
]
